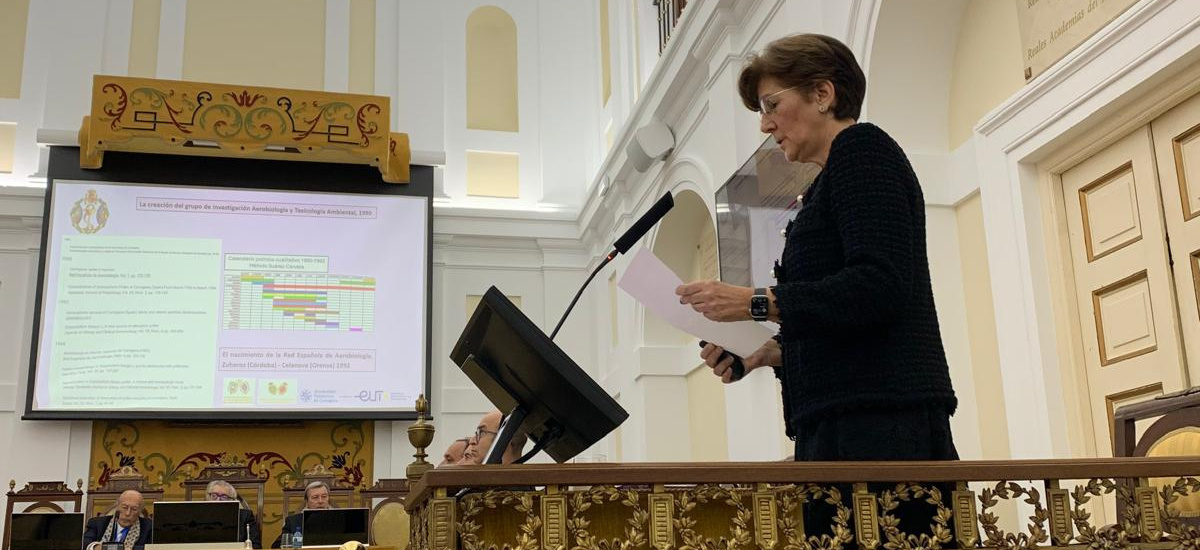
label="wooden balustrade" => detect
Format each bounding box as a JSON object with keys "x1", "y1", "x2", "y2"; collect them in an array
[
  {"x1": 654, "y1": 0, "x2": 687, "y2": 53},
  {"x1": 405, "y1": 457, "x2": 1200, "y2": 550}
]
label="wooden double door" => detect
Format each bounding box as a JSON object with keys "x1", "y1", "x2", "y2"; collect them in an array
[{"x1": 1061, "y1": 91, "x2": 1200, "y2": 455}]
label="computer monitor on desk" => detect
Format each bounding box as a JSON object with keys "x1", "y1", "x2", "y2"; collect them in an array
[
  {"x1": 8, "y1": 512, "x2": 84, "y2": 550},
  {"x1": 301, "y1": 508, "x2": 369, "y2": 546},
  {"x1": 450, "y1": 286, "x2": 629, "y2": 463},
  {"x1": 151, "y1": 501, "x2": 241, "y2": 545}
]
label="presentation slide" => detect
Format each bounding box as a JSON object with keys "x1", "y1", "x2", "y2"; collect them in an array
[{"x1": 31, "y1": 180, "x2": 427, "y2": 414}]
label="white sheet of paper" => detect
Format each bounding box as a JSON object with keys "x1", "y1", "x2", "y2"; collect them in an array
[{"x1": 617, "y1": 247, "x2": 776, "y2": 357}]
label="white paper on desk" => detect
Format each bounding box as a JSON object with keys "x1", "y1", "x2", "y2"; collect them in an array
[{"x1": 617, "y1": 247, "x2": 775, "y2": 357}]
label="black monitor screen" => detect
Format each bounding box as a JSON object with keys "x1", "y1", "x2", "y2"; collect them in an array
[
  {"x1": 301, "y1": 508, "x2": 369, "y2": 546},
  {"x1": 9, "y1": 513, "x2": 84, "y2": 550},
  {"x1": 151, "y1": 502, "x2": 240, "y2": 544},
  {"x1": 450, "y1": 286, "x2": 628, "y2": 463}
]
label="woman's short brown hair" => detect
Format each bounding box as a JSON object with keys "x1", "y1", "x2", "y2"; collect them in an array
[{"x1": 738, "y1": 34, "x2": 866, "y2": 120}]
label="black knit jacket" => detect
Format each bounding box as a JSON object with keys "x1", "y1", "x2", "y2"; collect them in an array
[{"x1": 771, "y1": 123, "x2": 957, "y2": 434}]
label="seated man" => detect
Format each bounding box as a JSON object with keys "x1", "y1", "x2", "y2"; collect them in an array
[
  {"x1": 438, "y1": 438, "x2": 469, "y2": 466},
  {"x1": 83, "y1": 489, "x2": 152, "y2": 550},
  {"x1": 271, "y1": 481, "x2": 332, "y2": 549},
  {"x1": 457, "y1": 410, "x2": 528, "y2": 465},
  {"x1": 206, "y1": 480, "x2": 262, "y2": 549}
]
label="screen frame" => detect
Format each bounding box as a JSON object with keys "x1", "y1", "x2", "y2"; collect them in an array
[
  {"x1": 151, "y1": 501, "x2": 241, "y2": 544},
  {"x1": 8, "y1": 512, "x2": 85, "y2": 550},
  {"x1": 24, "y1": 146, "x2": 433, "y2": 421},
  {"x1": 300, "y1": 507, "x2": 370, "y2": 546}
]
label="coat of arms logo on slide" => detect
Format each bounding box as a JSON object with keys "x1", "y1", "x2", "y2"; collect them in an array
[{"x1": 69, "y1": 188, "x2": 110, "y2": 234}]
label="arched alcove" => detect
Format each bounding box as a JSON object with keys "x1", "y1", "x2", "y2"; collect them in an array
[
  {"x1": 644, "y1": 179, "x2": 728, "y2": 461},
  {"x1": 865, "y1": 0, "x2": 1023, "y2": 153},
  {"x1": 465, "y1": 6, "x2": 518, "y2": 132},
  {"x1": 645, "y1": 187, "x2": 715, "y2": 345},
  {"x1": 865, "y1": 0, "x2": 965, "y2": 153}
]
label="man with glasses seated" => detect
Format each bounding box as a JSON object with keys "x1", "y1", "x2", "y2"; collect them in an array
[
  {"x1": 84, "y1": 490, "x2": 152, "y2": 550},
  {"x1": 270, "y1": 481, "x2": 332, "y2": 549},
  {"x1": 456, "y1": 410, "x2": 527, "y2": 465},
  {"x1": 206, "y1": 480, "x2": 262, "y2": 549}
]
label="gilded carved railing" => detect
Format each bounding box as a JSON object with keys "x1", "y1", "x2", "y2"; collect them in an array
[
  {"x1": 79, "y1": 75, "x2": 411, "y2": 183},
  {"x1": 405, "y1": 458, "x2": 1200, "y2": 550}
]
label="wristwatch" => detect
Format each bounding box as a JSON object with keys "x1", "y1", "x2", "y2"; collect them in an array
[{"x1": 749, "y1": 287, "x2": 770, "y2": 321}]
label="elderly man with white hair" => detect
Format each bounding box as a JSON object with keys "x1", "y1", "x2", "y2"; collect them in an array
[
  {"x1": 83, "y1": 490, "x2": 152, "y2": 550},
  {"x1": 206, "y1": 480, "x2": 262, "y2": 549}
]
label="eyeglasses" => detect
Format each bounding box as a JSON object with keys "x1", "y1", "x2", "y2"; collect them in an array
[
  {"x1": 207, "y1": 492, "x2": 234, "y2": 501},
  {"x1": 474, "y1": 427, "x2": 498, "y2": 440},
  {"x1": 759, "y1": 86, "x2": 799, "y2": 115},
  {"x1": 117, "y1": 504, "x2": 141, "y2": 513}
]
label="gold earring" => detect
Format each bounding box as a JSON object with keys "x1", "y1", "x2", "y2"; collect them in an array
[{"x1": 817, "y1": 105, "x2": 827, "y2": 113}]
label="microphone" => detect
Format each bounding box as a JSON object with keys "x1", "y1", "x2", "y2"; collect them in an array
[
  {"x1": 612, "y1": 192, "x2": 675, "y2": 254},
  {"x1": 549, "y1": 191, "x2": 674, "y2": 339}
]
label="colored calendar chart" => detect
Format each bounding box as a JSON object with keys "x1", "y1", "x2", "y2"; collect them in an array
[{"x1": 222, "y1": 272, "x2": 376, "y2": 331}]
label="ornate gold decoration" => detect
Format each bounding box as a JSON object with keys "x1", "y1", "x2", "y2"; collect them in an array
[
  {"x1": 753, "y1": 488, "x2": 779, "y2": 550},
  {"x1": 409, "y1": 503, "x2": 430, "y2": 550},
  {"x1": 1071, "y1": 478, "x2": 1137, "y2": 545},
  {"x1": 401, "y1": 464, "x2": 1200, "y2": 550},
  {"x1": 1046, "y1": 488, "x2": 1073, "y2": 545},
  {"x1": 776, "y1": 484, "x2": 853, "y2": 550},
  {"x1": 430, "y1": 497, "x2": 457, "y2": 550},
  {"x1": 952, "y1": 488, "x2": 979, "y2": 548},
  {"x1": 407, "y1": 394, "x2": 435, "y2": 485},
  {"x1": 459, "y1": 490, "x2": 540, "y2": 550},
  {"x1": 673, "y1": 485, "x2": 754, "y2": 550},
  {"x1": 1133, "y1": 486, "x2": 1162, "y2": 541},
  {"x1": 1159, "y1": 476, "x2": 1200, "y2": 542},
  {"x1": 647, "y1": 492, "x2": 674, "y2": 550},
  {"x1": 877, "y1": 484, "x2": 952, "y2": 550},
  {"x1": 81, "y1": 75, "x2": 411, "y2": 183},
  {"x1": 979, "y1": 481, "x2": 1048, "y2": 550},
  {"x1": 853, "y1": 486, "x2": 880, "y2": 550},
  {"x1": 566, "y1": 485, "x2": 648, "y2": 550},
  {"x1": 541, "y1": 493, "x2": 568, "y2": 550}
]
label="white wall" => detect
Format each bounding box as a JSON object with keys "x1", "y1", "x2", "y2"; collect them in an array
[{"x1": 0, "y1": 188, "x2": 93, "y2": 511}]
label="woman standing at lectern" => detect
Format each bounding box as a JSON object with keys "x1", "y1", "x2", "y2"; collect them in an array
[{"x1": 675, "y1": 33, "x2": 958, "y2": 463}]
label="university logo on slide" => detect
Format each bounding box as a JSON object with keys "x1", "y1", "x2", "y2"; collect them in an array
[{"x1": 69, "y1": 189, "x2": 110, "y2": 234}]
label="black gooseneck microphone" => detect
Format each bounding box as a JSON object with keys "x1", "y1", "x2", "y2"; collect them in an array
[{"x1": 549, "y1": 191, "x2": 674, "y2": 339}]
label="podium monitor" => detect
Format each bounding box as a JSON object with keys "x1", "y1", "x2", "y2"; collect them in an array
[
  {"x1": 301, "y1": 508, "x2": 369, "y2": 546},
  {"x1": 450, "y1": 286, "x2": 628, "y2": 463},
  {"x1": 9, "y1": 512, "x2": 84, "y2": 550},
  {"x1": 151, "y1": 501, "x2": 240, "y2": 544}
]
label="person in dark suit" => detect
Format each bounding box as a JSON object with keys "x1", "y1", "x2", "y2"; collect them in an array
[
  {"x1": 206, "y1": 480, "x2": 262, "y2": 549},
  {"x1": 270, "y1": 481, "x2": 332, "y2": 548},
  {"x1": 677, "y1": 32, "x2": 958, "y2": 543},
  {"x1": 82, "y1": 490, "x2": 152, "y2": 550}
]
